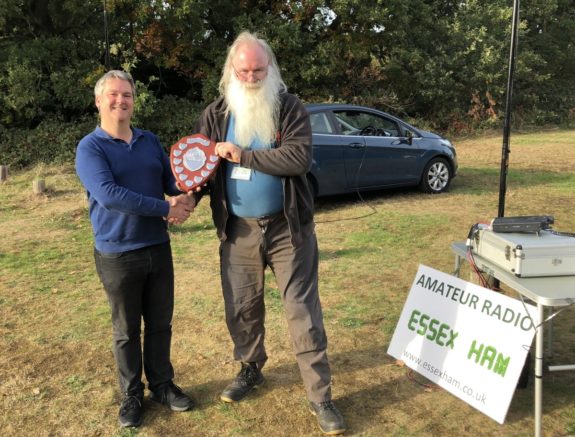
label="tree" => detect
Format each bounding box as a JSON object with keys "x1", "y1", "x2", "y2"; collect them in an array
[
  {"x1": 0, "y1": 0, "x2": 105, "y2": 127},
  {"x1": 1, "y1": 0, "x2": 573, "y2": 168}
]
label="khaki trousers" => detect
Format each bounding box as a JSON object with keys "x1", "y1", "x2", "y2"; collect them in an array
[{"x1": 220, "y1": 213, "x2": 332, "y2": 403}]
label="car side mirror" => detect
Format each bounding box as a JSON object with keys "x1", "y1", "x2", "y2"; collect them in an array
[{"x1": 406, "y1": 130, "x2": 413, "y2": 145}]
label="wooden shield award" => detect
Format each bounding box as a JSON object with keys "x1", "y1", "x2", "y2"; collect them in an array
[{"x1": 170, "y1": 134, "x2": 220, "y2": 192}]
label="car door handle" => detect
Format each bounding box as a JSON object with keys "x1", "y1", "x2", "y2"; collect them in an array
[{"x1": 348, "y1": 143, "x2": 365, "y2": 149}]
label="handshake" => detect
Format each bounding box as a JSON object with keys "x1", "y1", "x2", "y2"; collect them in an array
[{"x1": 166, "y1": 193, "x2": 196, "y2": 225}]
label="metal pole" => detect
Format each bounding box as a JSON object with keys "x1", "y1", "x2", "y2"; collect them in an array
[
  {"x1": 534, "y1": 303, "x2": 544, "y2": 437},
  {"x1": 493, "y1": 0, "x2": 520, "y2": 291},
  {"x1": 103, "y1": 0, "x2": 111, "y2": 70},
  {"x1": 498, "y1": 0, "x2": 520, "y2": 218}
]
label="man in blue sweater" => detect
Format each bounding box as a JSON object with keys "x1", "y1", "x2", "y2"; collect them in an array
[{"x1": 76, "y1": 70, "x2": 195, "y2": 428}]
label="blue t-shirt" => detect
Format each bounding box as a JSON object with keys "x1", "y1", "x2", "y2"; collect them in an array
[
  {"x1": 225, "y1": 117, "x2": 284, "y2": 218},
  {"x1": 75, "y1": 126, "x2": 180, "y2": 253}
]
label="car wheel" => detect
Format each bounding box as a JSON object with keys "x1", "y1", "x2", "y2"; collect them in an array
[{"x1": 420, "y1": 157, "x2": 452, "y2": 193}]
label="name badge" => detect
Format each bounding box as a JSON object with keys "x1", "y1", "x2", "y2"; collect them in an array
[{"x1": 231, "y1": 166, "x2": 252, "y2": 181}]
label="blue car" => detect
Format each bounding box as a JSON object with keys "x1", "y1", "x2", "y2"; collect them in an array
[{"x1": 305, "y1": 104, "x2": 458, "y2": 197}]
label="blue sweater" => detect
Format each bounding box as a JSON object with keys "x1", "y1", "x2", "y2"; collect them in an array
[{"x1": 75, "y1": 126, "x2": 181, "y2": 253}]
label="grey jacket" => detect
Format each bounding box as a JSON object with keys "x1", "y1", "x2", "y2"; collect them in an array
[{"x1": 194, "y1": 92, "x2": 315, "y2": 245}]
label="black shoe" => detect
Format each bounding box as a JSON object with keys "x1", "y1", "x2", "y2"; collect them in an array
[
  {"x1": 309, "y1": 400, "x2": 346, "y2": 435},
  {"x1": 150, "y1": 382, "x2": 194, "y2": 412},
  {"x1": 220, "y1": 362, "x2": 265, "y2": 402},
  {"x1": 118, "y1": 395, "x2": 143, "y2": 428}
]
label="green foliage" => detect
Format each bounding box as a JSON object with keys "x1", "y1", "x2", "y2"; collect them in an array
[
  {"x1": 133, "y1": 94, "x2": 204, "y2": 149},
  {"x1": 0, "y1": 116, "x2": 96, "y2": 168},
  {"x1": 0, "y1": 0, "x2": 574, "y2": 168},
  {"x1": 0, "y1": 1, "x2": 103, "y2": 127}
]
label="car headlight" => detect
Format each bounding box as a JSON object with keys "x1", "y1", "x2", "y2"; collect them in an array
[{"x1": 440, "y1": 139, "x2": 456, "y2": 152}]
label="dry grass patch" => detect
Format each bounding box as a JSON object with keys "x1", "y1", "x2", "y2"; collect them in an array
[{"x1": 1, "y1": 128, "x2": 574, "y2": 436}]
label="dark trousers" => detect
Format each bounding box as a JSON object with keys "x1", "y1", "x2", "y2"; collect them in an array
[
  {"x1": 94, "y1": 242, "x2": 175, "y2": 396},
  {"x1": 220, "y1": 214, "x2": 332, "y2": 403}
]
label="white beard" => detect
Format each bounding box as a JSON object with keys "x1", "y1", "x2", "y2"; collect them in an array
[{"x1": 225, "y1": 70, "x2": 282, "y2": 148}]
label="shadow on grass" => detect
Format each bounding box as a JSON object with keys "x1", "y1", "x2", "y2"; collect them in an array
[
  {"x1": 142, "y1": 346, "x2": 401, "y2": 433},
  {"x1": 142, "y1": 345, "x2": 575, "y2": 433}
]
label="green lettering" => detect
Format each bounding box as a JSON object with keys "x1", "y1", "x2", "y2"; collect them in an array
[
  {"x1": 418, "y1": 313, "x2": 430, "y2": 336},
  {"x1": 468, "y1": 340, "x2": 483, "y2": 362},
  {"x1": 494, "y1": 354, "x2": 510, "y2": 377},
  {"x1": 426, "y1": 319, "x2": 439, "y2": 341},
  {"x1": 408, "y1": 309, "x2": 420, "y2": 331},
  {"x1": 481, "y1": 346, "x2": 497, "y2": 370},
  {"x1": 446, "y1": 329, "x2": 458, "y2": 349},
  {"x1": 435, "y1": 323, "x2": 449, "y2": 346}
]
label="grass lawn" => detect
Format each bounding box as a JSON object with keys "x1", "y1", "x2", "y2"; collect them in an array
[{"x1": 0, "y1": 128, "x2": 574, "y2": 436}]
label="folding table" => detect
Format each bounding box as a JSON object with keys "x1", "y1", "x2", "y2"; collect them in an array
[{"x1": 451, "y1": 242, "x2": 575, "y2": 437}]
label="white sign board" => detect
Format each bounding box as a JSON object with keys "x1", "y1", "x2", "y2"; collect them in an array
[{"x1": 388, "y1": 265, "x2": 539, "y2": 424}]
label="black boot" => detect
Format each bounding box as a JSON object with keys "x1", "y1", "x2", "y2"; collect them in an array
[
  {"x1": 220, "y1": 362, "x2": 265, "y2": 402},
  {"x1": 118, "y1": 394, "x2": 143, "y2": 428},
  {"x1": 309, "y1": 400, "x2": 346, "y2": 435}
]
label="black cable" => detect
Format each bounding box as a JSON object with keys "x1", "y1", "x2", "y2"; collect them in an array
[
  {"x1": 315, "y1": 196, "x2": 377, "y2": 224},
  {"x1": 548, "y1": 230, "x2": 575, "y2": 238},
  {"x1": 315, "y1": 136, "x2": 377, "y2": 224},
  {"x1": 467, "y1": 249, "x2": 491, "y2": 289},
  {"x1": 465, "y1": 223, "x2": 500, "y2": 290},
  {"x1": 349, "y1": 137, "x2": 378, "y2": 217}
]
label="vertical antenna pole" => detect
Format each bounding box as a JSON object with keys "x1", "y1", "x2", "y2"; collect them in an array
[{"x1": 103, "y1": 0, "x2": 111, "y2": 70}]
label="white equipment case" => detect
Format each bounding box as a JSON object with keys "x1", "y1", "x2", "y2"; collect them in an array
[{"x1": 472, "y1": 229, "x2": 575, "y2": 277}]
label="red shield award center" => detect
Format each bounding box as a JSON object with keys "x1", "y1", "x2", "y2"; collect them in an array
[{"x1": 170, "y1": 134, "x2": 220, "y2": 192}]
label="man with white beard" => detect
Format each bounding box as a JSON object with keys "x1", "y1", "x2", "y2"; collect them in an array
[{"x1": 194, "y1": 32, "x2": 346, "y2": 435}]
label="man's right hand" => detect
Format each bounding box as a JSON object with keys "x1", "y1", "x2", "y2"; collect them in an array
[{"x1": 166, "y1": 194, "x2": 195, "y2": 224}]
